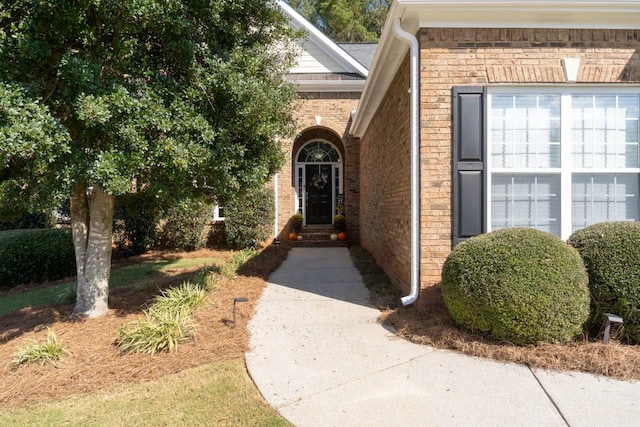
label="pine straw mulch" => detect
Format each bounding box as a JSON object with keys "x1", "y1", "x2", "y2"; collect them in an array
[
  {"x1": 1, "y1": 243, "x2": 639, "y2": 412},
  {"x1": 382, "y1": 285, "x2": 640, "y2": 382},
  {"x1": 0, "y1": 244, "x2": 290, "y2": 411}
]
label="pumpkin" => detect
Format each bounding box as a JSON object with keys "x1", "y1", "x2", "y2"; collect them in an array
[
  {"x1": 297, "y1": 235, "x2": 303, "y2": 241},
  {"x1": 288, "y1": 232, "x2": 297, "y2": 241},
  {"x1": 337, "y1": 232, "x2": 347, "y2": 241},
  {"x1": 330, "y1": 234, "x2": 338, "y2": 241}
]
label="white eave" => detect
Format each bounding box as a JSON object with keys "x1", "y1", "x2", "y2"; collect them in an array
[
  {"x1": 351, "y1": 0, "x2": 640, "y2": 137},
  {"x1": 277, "y1": 0, "x2": 369, "y2": 78},
  {"x1": 292, "y1": 79, "x2": 367, "y2": 93}
]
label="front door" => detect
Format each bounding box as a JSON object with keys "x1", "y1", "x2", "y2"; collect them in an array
[{"x1": 305, "y1": 164, "x2": 332, "y2": 224}]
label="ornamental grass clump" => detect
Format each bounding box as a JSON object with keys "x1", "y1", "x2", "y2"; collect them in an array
[
  {"x1": 116, "y1": 281, "x2": 207, "y2": 354},
  {"x1": 568, "y1": 221, "x2": 640, "y2": 344},
  {"x1": 116, "y1": 308, "x2": 196, "y2": 355},
  {"x1": 13, "y1": 328, "x2": 67, "y2": 366},
  {"x1": 441, "y1": 228, "x2": 590, "y2": 345},
  {"x1": 149, "y1": 281, "x2": 207, "y2": 316}
]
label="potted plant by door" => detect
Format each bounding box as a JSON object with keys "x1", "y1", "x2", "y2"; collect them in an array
[
  {"x1": 333, "y1": 214, "x2": 346, "y2": 241},
  {"x1": 289, "y1": 213, "x2": 303, "y2": 240}
]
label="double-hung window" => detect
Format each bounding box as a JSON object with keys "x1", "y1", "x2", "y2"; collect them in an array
[{"x1": 487, "y1": 89, "x2": 640, "y2": 240}]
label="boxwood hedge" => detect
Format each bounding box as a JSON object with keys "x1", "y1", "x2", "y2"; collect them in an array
[
  {"x1": 567, "y1": 221, "x2": 640, "y2": 344},
  {"x1": 441, "y1": 228, "x2": 590, "y2": 345},
  {"x1": 0, "y1": 228, "x2": 76, "y2": 288}
]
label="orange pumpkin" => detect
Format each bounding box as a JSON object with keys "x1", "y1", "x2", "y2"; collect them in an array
[
  {"x1": 288, "y1": 232, "x2": 298, "y2": 241},
  {"x1": 337, "y1": 232, "x2": 347, "y2": 241}
]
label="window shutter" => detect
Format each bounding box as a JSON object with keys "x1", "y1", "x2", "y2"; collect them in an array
[{"x1": 452, "y1": 86, "x2": 486, "y2": 246}]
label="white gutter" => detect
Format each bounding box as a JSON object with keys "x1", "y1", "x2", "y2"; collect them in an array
[{"x1": 392, "y1": 18, "x2": 420, "y2": 306}]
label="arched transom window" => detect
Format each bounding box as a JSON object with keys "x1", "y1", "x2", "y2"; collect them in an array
[{"x1": 297, "y1": 141, "x2": 340, "y2": 163}]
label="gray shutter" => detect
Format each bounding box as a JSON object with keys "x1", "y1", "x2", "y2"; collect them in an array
[{"x1": 452, "y1": 86, "x2": 486, "y2": 246}]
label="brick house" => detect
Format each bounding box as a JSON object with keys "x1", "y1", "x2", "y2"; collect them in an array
[
  {"x1": 279, "y1": 1, "x2": 640, "y2": 306},
  {"x1": 275, "y1": 2, "x2": 375, "y2": 243}
]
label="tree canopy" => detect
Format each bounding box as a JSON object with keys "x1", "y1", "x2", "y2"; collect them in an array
[
  {"x1": 0, "y1": 0, "x2": 298, "y2": 317},
  {"x1": 287, "y1": 0, "x2": 390, "y2": 42}
]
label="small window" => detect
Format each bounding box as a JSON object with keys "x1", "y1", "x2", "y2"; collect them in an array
[
  {"x1": 213, "y1": 205, "x2": 225, "y2": 221},
  {"x1": 297, "y1": 141, "x2": 340, "y2": 163}
]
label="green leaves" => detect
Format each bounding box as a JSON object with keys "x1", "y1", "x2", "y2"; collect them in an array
[
  {"x1": 287, "y1": 0, "x2": 390, "y2": 42},
  {"x1": 13, "y1": 328, "x2": 68, "y2": 366},
  {"x1": 442, "y1": 228, "x2": 590, "y2": 345},
  {"x1": 0, "y1": 0, "x2": 297, "y2": 205}
]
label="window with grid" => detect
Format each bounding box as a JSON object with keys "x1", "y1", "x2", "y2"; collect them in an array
[{"x1": 488, "y1": 90, "x2": 640, "y2": 239}]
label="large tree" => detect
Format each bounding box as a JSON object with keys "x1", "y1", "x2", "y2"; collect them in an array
[
  {"x1": 287, "y1": 0, "x2": 390, "y2": 42},
  {"x1": 0, "y1": 1, "x2": 298, "y2": 317}
]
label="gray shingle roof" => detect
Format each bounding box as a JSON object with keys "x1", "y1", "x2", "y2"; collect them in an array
[{"x1": 338, "y1": 43, "x2": 378, "y2": 70}]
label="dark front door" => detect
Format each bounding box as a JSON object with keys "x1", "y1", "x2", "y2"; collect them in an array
[{"x1": 305, "y1": 164, "x2": 332, "y2": 224}]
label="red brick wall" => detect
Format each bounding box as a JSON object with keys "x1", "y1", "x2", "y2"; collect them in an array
[
  {"x1": 360, "y1": 57, "x2": 412, "y2": 292},
  {"x1": 275, "y1": 92, "x2": 360, "y2": 241},
  {"x1": 361, "y1": 28, "x2": 640, "y2": 302}
]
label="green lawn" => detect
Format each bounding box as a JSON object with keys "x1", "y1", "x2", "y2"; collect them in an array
[
  {"x1": 0, "y1": 257, "x2": 219, "y2": 316},
  {"x1": 0, "y1": 359, "x2": 290, "y2": 426}
]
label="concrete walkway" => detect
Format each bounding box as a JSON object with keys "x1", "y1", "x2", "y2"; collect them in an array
[{"x1": 245, "y1": 247, "x2": 640, "y2": 427}]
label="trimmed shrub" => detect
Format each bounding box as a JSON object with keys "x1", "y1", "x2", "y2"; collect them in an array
[
  {"x1": 441, "y1": 228, "x2": 590, "y2": 345},
  {"x1": 0, "y1": 211, "x2": 56, "y2": 231},
  {"x1": 113, "y1": 192, "x2": 164, "y2": 255},
  {"x1": 568, "y1": 221, "x2": 640, "y2": 343},
  {"x1": 0, "y1": 228, "x2": 76, "y2": 288},
  {"x1": 224, "y1": 187, "x2": 274, "y2": 249},
  {"x1": 159, "y1": 198, "x2": 212, "y2": 251}
]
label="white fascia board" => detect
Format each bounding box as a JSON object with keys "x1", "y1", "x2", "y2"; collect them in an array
[
  {"x1": 294, "y1": 79, "x2": 366, "y2": 93},
  {"x1": 352, "y1": 1, "x2": 411, "y2": 137},
  {"x1": 277, "y1": 1, "x2": 369, "y2": 78},
  {"x1": 351, "y1": 0, "x2": 640, "y2": 137},
  {"x1": 412, "y1": 1, "x2": 640, "y2": 29}
]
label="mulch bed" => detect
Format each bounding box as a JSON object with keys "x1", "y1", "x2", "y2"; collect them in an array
[
  {"x1": 383, "y1": 285, "x2": 640, "y2": 381},
  {"x1": 1, "y1": 243, "x2": 639, "y2": 412},
  {"x1": 0, "y1": 245, "x2": 289, "y2": 410}
]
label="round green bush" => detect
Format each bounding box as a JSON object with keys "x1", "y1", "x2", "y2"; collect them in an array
[
  {"x1": 567, "y1": 221, "x2": 640, "y2": 344},
  {"x1": 224, "y1": 187, "x2": 274, "y2": 249},
  {"x1": 441, "y1": 228, "x2": 590, "y2": 345}
]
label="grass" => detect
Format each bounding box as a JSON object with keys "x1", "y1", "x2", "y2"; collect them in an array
[
  {"x1": 0, "y1": 257, "x2": 219, "y2": 316},
  {"x1": 12, "y1": 328, "x2": 67, "y2": 366},
  {"x1": 0, "y1": 359, "x2": 290, "y2": 427},
  {"x1": 221, "y1": 248, "x2": 258, "y2": 278}
]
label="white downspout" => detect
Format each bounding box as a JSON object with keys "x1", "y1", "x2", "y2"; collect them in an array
[
  {"x1": 392, "y1": 19, "x2": 420, "y2": 306},
  {"x1": 274, "y1": 137, "x2": 279, "y2": 240},
  {"x1": 274, "y1": 172, "x2": 279, "y2": 239}
]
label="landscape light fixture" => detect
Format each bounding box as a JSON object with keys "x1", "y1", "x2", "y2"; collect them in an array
[
  {"x1": 603, "y1": 313, "x2": 624, "y2": 345},
  {"x1": 233, "y1": 297, "x2": 249, "y2": 328}
]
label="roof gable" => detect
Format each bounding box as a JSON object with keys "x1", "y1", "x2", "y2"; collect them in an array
[{"x1": 277, "y1": 1, "x2": 369, "y2": 91}]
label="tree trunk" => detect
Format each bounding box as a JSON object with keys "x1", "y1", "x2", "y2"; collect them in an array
[{"x1": 71, "y1": 183, "x2": 115, "y2": 318}]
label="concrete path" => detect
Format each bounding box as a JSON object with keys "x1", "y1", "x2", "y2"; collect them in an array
[{"x1": 245, "y1": 247, "x2": 640, "y2": 427}]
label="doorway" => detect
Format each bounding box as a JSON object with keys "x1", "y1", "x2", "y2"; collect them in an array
[
  {"x1": 305, "y1": 164, "x2": 333, "y2": 224},
  {"x1": 295, "y1": 140, "x2": 343, "y2": 226}
]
